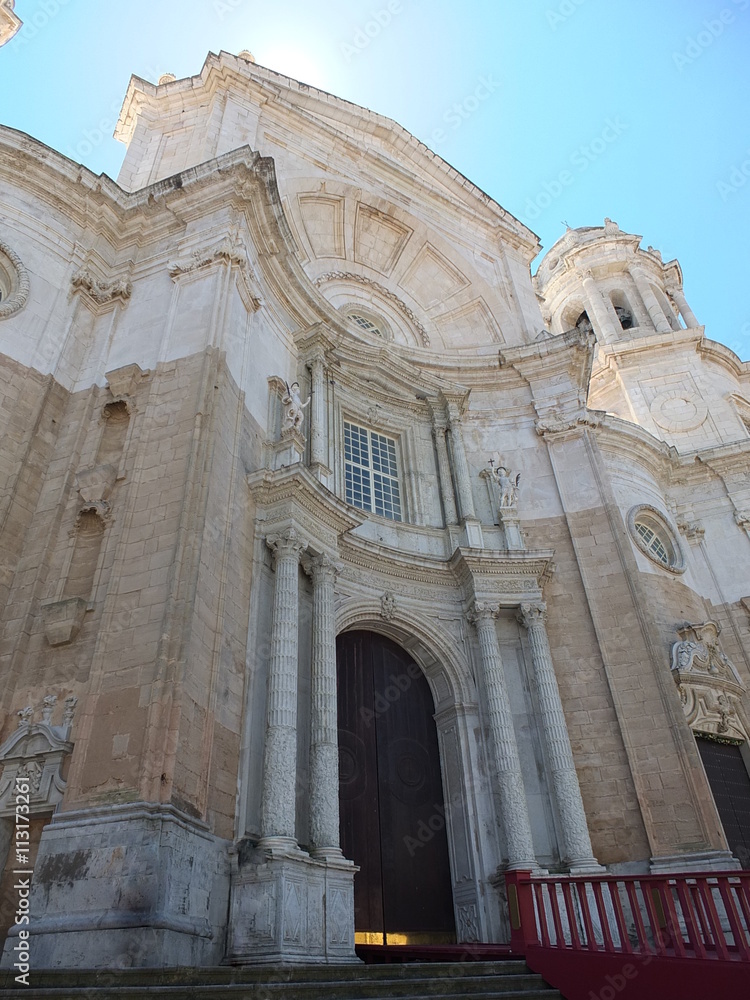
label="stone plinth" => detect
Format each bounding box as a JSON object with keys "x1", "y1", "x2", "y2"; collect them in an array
[
  {"x1": 1, "y1": 803, "x2": 230, "y2": 970},
  {"x1": 227, "y1": 848, "x2": 358, "y2": 965}
]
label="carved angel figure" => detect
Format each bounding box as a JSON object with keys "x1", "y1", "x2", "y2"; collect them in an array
[
  {"x1": 492, "y1": 464, "x2": 521, "y2": 508},
  {"x1": 282, "y1": 381, "x2": 310, "y2": 432}
]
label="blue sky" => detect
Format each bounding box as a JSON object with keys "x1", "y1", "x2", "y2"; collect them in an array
[{"x1": 1, "y1": 0, "x2": 749, "y2": 358}]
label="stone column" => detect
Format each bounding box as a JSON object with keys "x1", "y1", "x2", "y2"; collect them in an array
[
  {"x1": 447, "y1": 405, "x2": 476, "y2": 521},
  {"x1": 630, "y1": 267, "x2": 672, "y2": 334},
  {"x1": 433, "y1": 415, "x2": 458, "y2": 525},
  {"x1": 307, "y1": 355, "x2": 328, "y2": 471},
  {"x1": 579, "y1": 270, "x2": 618, "y2": 342},
  {"x1": 307, "y1": 554, "x2": 343, "y2": 860},
  {"x1": 517, "y1": 602, "x2": 601, "y2": 872},
  {"x1": 260, "y1": 527, "x2": 306, "y2": 850},
  {"x1": 467, "y1": 602, "x2": 537, "y2": 870},
  {"x1": 668, "y1": 285, "x2": 700, "y2": 330}
]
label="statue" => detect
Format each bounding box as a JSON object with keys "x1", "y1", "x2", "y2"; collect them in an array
[
  {"x1": 489, "y1": 460, "x2": 521, "y2": 508},
  {"x1": 281, "y1": 381, "x2": 310, "y2": 433}
]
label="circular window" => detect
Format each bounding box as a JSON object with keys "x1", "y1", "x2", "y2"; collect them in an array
[
  {"x1": 0, "y1": 240, "x2": 30, "y2": 320},
  {"x1": 627, "y1": 505, "x2": 685, "y2": 573}
]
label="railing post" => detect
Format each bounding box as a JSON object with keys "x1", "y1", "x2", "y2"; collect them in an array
[{"x1": 505, "y1": 869, "x2": 539, "y2": 953}]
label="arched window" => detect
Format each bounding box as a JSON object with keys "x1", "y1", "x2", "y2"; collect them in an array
[{"x1": 627, "y1": 505, "x2": 685, "y2": 572}]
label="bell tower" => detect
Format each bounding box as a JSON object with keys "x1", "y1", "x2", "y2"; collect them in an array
[{"x1": 534, "y1": 217, "x2": 699, "y2": 346}]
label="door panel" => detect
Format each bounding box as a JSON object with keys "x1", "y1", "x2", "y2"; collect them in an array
[{"x1": 337, "y1": 630, "x2": 455, "y2": 943}]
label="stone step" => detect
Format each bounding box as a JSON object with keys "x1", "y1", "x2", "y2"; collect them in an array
[{"x1": 0, "y1": 961, "x2": 564, "y2": 999}]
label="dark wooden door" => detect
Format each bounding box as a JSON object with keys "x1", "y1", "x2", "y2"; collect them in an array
[
  {"x1": 337, "y1": 630, "x2": 456, "y2": 944},
  {"x1": 696, "y1": 737, "x2": 750, "y2": 866}
]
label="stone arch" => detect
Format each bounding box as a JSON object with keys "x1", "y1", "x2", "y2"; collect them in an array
[{"x1": 335, "y1": 600, "x2": 475, "y2": 711}]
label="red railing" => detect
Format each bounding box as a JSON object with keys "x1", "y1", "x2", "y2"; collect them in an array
[{"x1": 505, "y1": 870, "x2": 750, "y2": 999}]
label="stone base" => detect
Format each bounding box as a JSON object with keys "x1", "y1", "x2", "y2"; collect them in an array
[
  {"x1": 650, "y1": 849, "x2": 740, "y2": 874},
  {"x1": 1, "y1": 802, "x2": 230, "y2": 969},
  {"x1": 227, "y1": 846, "x2": 359, "y2": 965}
]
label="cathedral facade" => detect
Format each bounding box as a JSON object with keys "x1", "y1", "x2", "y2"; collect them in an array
[{"x1": 0, "y1": 51, "x2": 748, "y2": 968}]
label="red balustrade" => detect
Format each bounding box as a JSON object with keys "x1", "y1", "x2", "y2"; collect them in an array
[{"x1": 505, "y1": 869, "x2": 750, "y2": 999}]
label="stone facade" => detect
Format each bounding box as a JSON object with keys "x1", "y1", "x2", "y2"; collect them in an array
[{"x1": 0, "y1": 51, "x2": 748, "y2": 968}]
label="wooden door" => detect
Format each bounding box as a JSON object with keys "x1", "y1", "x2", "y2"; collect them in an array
[{"x1": 337, "y1": 630, "x2": 456, "y2": 944}]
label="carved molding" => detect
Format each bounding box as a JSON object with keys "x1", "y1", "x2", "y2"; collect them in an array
[
  {"x1": 314, "y1": 271, "x2": 430, "y2": 347},
  {"x1": 168, "y1": 237, "x2": 262, "y2": 309},
  {"x1": 71, "y1": 268, "x2": 132, "y2": 307},
  {"x1": 0, "y1": 696, "x2": 77, "y2": 817},
  {"x1": 0, "y1": 238, "x2": 30, "y2": 319},
  {"x1": 671, "y1": 621, "x2": 748, "y2": 742}
]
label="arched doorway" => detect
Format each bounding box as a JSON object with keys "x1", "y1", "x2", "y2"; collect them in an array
[{"x1": 336, "y1": 629, "x2": 456, "y2": 945}]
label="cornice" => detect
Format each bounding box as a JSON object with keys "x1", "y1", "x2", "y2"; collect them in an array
[{"x1": 247, "y1": 465, "x2": 363, "y2": 541}]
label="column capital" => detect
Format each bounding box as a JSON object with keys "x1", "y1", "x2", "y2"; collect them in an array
[
  {"x1": 306, "y1": 353, "x2": 327, "y2": 374},
  {"x1": 517, "y1": 601, "x2": 547, "y2": 629},
  {"x1": 303, "y1": 551, "x2": 338, "y2": 584},
  {"x1": 432, "y1": 413, "x2": 449, "y2": 433},
  {"x1": 266, "y1": 527, "x2": 306, "y2": 562},
  {"x1": 467, "y1": 601, "x2": 499, "y2": 626}
]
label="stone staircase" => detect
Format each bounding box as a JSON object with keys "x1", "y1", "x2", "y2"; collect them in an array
[{"x1": 0, "y1": 960, "x2": 564, "y2": 998}]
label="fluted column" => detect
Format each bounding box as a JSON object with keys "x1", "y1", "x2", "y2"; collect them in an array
[
  {"x1": 433, "y1": 415, "x2": 458, "y2": 525},
  {"x1": 467, "y1": 602, "x2": 537, "y2": 870},
  {"x1": 260, "y1": 528, "x2": 306, "y2": 849},
  {"x1": 307, "y1": 355, "x2": 328, "y2": 470},
  {"x1": 579, "y1": 269, "x2": 618, "y2": 342},
  {"x1": 517, "y1": 602, "x2": 601, "y2": 872},
  {"x1": 668, "y1": 285, "x2": 700, "y2": 330},
  {"x1": 447, "y1": 405, "x2": 476, "y2": 521},
  {"x1": 630, "y1": 267, "x2": 672, "y2": 334},
  {"x1": 307, "y1": 554, "x2": 343, "y2": 860}
]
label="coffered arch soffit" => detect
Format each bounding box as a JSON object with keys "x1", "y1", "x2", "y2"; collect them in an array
[{"x1": 282, "y1": 178, "x2": 513, "y2": 352}]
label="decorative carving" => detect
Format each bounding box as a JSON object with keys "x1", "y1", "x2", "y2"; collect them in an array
[
  {"x1": 41, "y1": 695, "x2": 57, "y2": 725},
  {"x1": 63, "y1": 695, "x2": 78, "y2": 727},
  {"x1": 314, "y1": 271, "x2": 430, "y2": 347},
  {"x1": 456, "y1": 902, "x2": 480, "y2": 943},
  {"x1": 488, "y1": 460, "x2": 520, "y2": 508},
  {"x1": 17, "y1": 706, "x2": 33, "y2": 728},
  {"x1": 671, "y1": 621, "x2": 748, "y2": 741},
  {"x1": 603, "y1": 217, "x2": 620, "y2": 235},
  {"x1": 380, "y1": 591, "x2": 396, "y2": 621},
  {"x1": 535, "y1": 410, "x2": 603, "y2": 437},
  {"x1": 671, "y1": 622, "x2": 741, "y2": 682},
  {"x1": 71, "y1": 268, "x2": 132, "y2": 306},
  {"x1": 281, "y1": 381, "x2": 310, "y2": 435},
  {"x1": 0, "y1": 698, "x2": 76, "y2": 817},
  {"x1": 0, "y1": 239, "x2": 30, "y2": 319},
  {"x1": 677, "y1": 519, "x2": 705, "y2": 542}
]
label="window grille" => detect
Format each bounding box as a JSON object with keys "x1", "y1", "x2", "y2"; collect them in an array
[{"x1": 344, "y1": 421, "x2": 402, "y2": 521}]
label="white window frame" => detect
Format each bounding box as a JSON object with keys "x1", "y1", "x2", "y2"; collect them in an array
[{"x1": 343, "y1": 420, "x2": 403, "y2": 522}]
